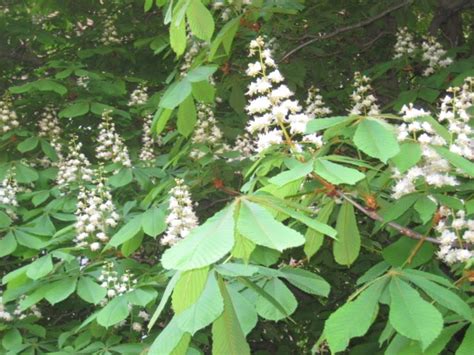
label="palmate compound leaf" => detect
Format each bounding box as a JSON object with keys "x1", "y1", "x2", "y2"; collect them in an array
[
  {"x1": 212, "y1": 276, "x2": 251, "y2": 355},
  {"x1": 325, "y1": 279, "x2": 387, "y2": 353},
  {"x1": 388, "y1": 277, "x2": 443, "y2": 350},
  {"x1": 161, "y1": 202, "x2": 236, "y2": 271},
  {"x1": 175, "y1": 271, "x2": 224, "y2": 335},
  {"x1": 236, "y1": 200, "x2": 305, "y2": 252}
]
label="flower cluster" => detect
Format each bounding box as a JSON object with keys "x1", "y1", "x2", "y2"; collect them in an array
[
  {"x1": 131, "y1": 310, "x2": 150, "y2": 332},
  {"x1": 421, "y1": 36, "x2": 453, "y2": 76},
  {"x1": 99, "y1": 14, "x2": 122, "y2": 45},
  {"x1": 74, "y1": 18, "x2": 94, "y2": 37},
  {"x1": 436, "y1": 207, "x2": 473, "y2": 265},
  {"x1": 190, "y1": 104, "x2": 230, "y2": 159},
  {"x1": 139, "y1": 114, "x2": 160, "y2": 165},
  {"x1": 96, "y1": 110, "x2": 132, "y2": 167},
  {"x1": 0, "y1": 169, "x2": 18, "y2": 207},
  {"x1": 128, "y1": 85, "x2": 148, "y2": 106},
  {"x1": 56, "y1": 136, "x2": 94, "y2": 186},
  {"x1": 0, "y1": 96, "x2": 19, "y2": 133},
  {"x1": 163, "y1": 179, "x2": 198, "y2": 246},
  {"x1": 305, "y1": 86, "x2": 332, "y2": 118},
  {"x1": 180, "y1": 38, "x2": 206, "y2": 76},
  {"x1": 77, "y1": 75, "x2": 90, "y2": 89},
  {"x1": 244, "y1": 36, "x2": 316, "y2": 152},
  {"x1": 38, "y1": 105, "x2": 63, "y2": 159},
  {"x1": 349, "y1": 72, "x2": 380, "y2": 116},
  {"x1": 98, "y1": 262, "x2": 136, "y2": 304},
  {"x1": 392, "y1": 78, "x2": 473, "y2": 199},
  {"x1": 74, "y1": 177, "x2": 119, "y2": 251},
  {"x1": 393, "y1": 27, "x2": 417, "y2": 59},
  {"x1": 228, "y1": 133, "x2": 256, "y2": 162},
  {"x1": 212, "y1": 0, "x2": 252, "y2": 21},
  {"x1": 0, "y1": 292, "x2": 42, "y2": 322}
]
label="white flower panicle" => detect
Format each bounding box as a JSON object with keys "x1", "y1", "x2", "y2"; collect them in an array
[
  {"x1": 244, "y1": 36, "x2": 316, "y2": 153},
  {"x1": 98, "y1": 262, "x2": 136, "y2": 305},
  {"x1": 228, "y1": 133, "x2": 256, "y2": 162},
  {"x1": 128, "y1": 85, "x2": 148, "y2": 106},
  {"x1": 392, "y1": 78, "x2": 473, "y2": 199},
  {"x1": 0, "y1": 96, "x2": 19, "y2": 133},
  {"x1": 436, "y1": 207, "x2": 473, "y2": 265},
  {"x1": 56, "y1": 136, "x2": 94, "y2": 186},
  {"x1": 393, "y1": 27, "x2": 417, "y2": 59},
  {"x1": 421, "y1": 36, "x2": 453, "y2": 76},
  {"x1": 100, "y1": 14, "x2": 122, "y2": 45},
  {"x1": 163, "y1": 179, "x2": 198, "y2": 246},
  {"x1": 180, "y1": 38, "x2": 206, "y2": 76},
  {"x1": 0, "y1": 169, "x2": 18, "y2": 207},
  {"x1": 0, "y1": 292, "x2": 42, "y2": 322},
  {"x1": 96, "y1": 110, "x2": 132, "y2": 167},
  {"x1": 139, "y1": 114, "x2": 160, "y2": 165},
  {"x1": 349, "y1": 72, "x2": 380, "y2": 116},
  {"x1": 38, "y1": 105, "x2": 63, "y2": 159},
  {"x1": 77, "y1": 75, "x2": 90, "y2": 89},
  {"x1": 74, "y1": 178, "x2": 119, "y2": 251},
  {"x1": 305, "y1": 86, "x2": 332, "y2": 118},
  {"x1": 190, "y1": 104, "x2": 230, "y2": 159}
]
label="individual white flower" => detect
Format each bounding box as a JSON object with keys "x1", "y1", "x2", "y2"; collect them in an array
[
  {"x1": 421, "y1": 36, "x2": 453, "y2": 76},
  {"x1": 128, "y1": 85, "x2": 148, "y2": 106},
  {"x1": 162, "y1": 179, "x2": 198, "y2": 246},
  {"x1": 349, "y1": 72, "x2": 380, "y2": 116},
  {"x1": 256, "y1": 129, "x2": 283, "y2": 152},
  {"x1": 96, "y1": 110, "x2": 131, "y2": 167},
  {"x1": 393, "y1": 27, "x2": 417, "y2": 59},
  {"x1": 0, "y1": 96, "x2": 19, "y2": 133},
  {"x1": 98, "y1": 262, "x2": 135, "y2": 305},
  {"x1": 56, "y1": 136, "x2": 94, "y2": 187},
  {"x1": 132, "y1": 322, "x2": 143, "y2": 332}
]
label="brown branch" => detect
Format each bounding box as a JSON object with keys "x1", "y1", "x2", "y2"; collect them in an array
[
  {"x1": 334, "y1": 191, "x2": 441, "y2": 245},
  {"x1": 279, "y1": 0, "x2": 412, "y2": 62}
]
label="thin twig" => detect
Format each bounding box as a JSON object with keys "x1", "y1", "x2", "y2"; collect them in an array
[{"x1": 279, "y1": 0, "x2": 412, "y2": 62}]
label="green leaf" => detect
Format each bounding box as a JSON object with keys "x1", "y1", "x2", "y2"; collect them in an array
[
  {"x1": 32, "y1": 190, "x2": 49, "y2": 207},
  {"x1": 77, "y1": 277, "x2": 107, "y2": 305},
  {"x1": 402, "y1": 272, "x2": 472, "y2": 321},
  {"x1": 456, "y1": 323, "x2": 474, "y2": 355},
  {"x1": 108, "y1": 168, "x2": 133, "y2": 187},
  {"x1": 279, "y1": 267, "x2": 330, "y2": 297},
  {"x1": 186, "y1": 0, "x2": 214, "y2": 41},
  {"x1": 153, "y1": 107, "x2": 174, "y2": 134},
  {"x1": 172, "y1": 266, "x2": 209, "y2": 313},
  {"x1": 325, "y1": 280, "x2": 386, "y2": 353},
  {"x1": 314, "y1": 159, "x2": 365, "y2": 185},
  {"x1": 215, "y1": 263, "x2": 258, "y2": 277},
  {"x1": 14, "y1": 162, "x2": 39, "y2": 183},
  {"x1": 97, "y1": 295, "x2": 130, "y2": 327},
  {"x1": 231, "y1": 233, "x2": 256, "y2": 263},
  {"x1": 186, "y1": 65, "x2": 218, "y2": 83},
  {"x1": 160, "y1": 80, "x2": 192, "y2": 109},
  {"x1": 148, "y1": 271, "x2": 181, "y2": 330},
  {"x1": 306, "y1": 116, "x2": 355, "y2": 133},
  {"x1": 227, "y1": 287, "x2": 258, "y2": 336},
  {"x1": 433, "y1": 146, "x2": 474, "y2": 177},
  {"x1": 382, "y1": 237, "x2": 434, "y2": 268},
  {"x1": 333, "y1": 202, "x2": 361, "y2": 266},
  {"x1": 237, "y1": 200, "x2": 305, "y2": 252},
  {"x1": 212, "y1": 276, "x2": 250, "y2": 355},
  {"x1": 142, "y1": 207, "x2": 166, "y2": 237},
  {"x1": 269, "y1": 160, "x2": 313, "y2": 186},
  {"x1": 161, "y1": 203, "x2": 236, "y2": 270},
  {"x1": 209, "y1": 16, "x2": 241, "y2": 60},
  {"x1": 305, "y1": 200, "x2": 334, "y2": 260},
  {"x1": 255, "y1": 278, "x2": 297, "y2": 321},
  {"x1": 175, "y1": 272, "x2": 224, "y2": 334},
  {"x1": 144, "y1": 0, "x2": 153, "y2": 11},
  {"x1": 59, "y1": 102, "x2": 90, "y2": 118},
  {"x1": 45, "y1": 277, "x2": 77, "y2": 305},
  {"x1": 177, "y1": 94, "x2": 197, "y2": 136},
  {"x1": 353, "y1": 118, "x2": 400, "y2": 163},
  {"x1": 192, "y1": 80, "x2": 216, "y2": 102},
  {"x1": 391, "y1": 142, "x2": 422, "y2": 173},
  {"x1": 414, "y1": 196, "x2": 437, "y2": 224},
  {"x1": 17, "y1": 136, "x2": 39, "y2": 153},
  {"x1": 108, "y1": 214, "x2": 143, "y2": 247},
  {"x1": 379, "y1": 193, "x2": 420, "y2": 222},
  {"x1": 389, "y1": 277, "x2": 443, "y2": 350},
  {"x1": 26, "y1": 255, "x2": 53, "y2": 280},
  {"x1": 126, "y1": 287, "x2": 158, "y2": 306},
  {"x1": 169, "y1": 15, "x2": 187, "y2": 56},
  {"x1": 2, "y1": 328, "x2": 22, "y2": 350},
  {"x1": 0, "y1": 231, "x2": 17, "y2": 257},
  {"x1": 149, "y1": 317, "x2": 189, "y2": 354},
  {"x1": 121, "y1": 231, "x2": 144, "y2": 257},
  {"x1": 0, "y1": 211, "x2": 12, "y2": 228}
]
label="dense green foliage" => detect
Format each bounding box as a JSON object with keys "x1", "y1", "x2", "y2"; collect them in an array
[{"x1": 1, "y1": 0, "x2": 473, "y2": 354}]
